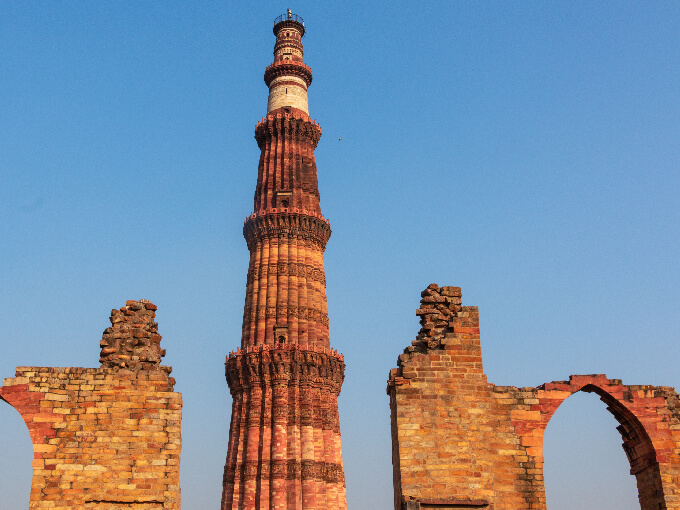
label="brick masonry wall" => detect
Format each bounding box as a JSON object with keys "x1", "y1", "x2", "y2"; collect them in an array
[
  {"x1": 388, "y1": 284, "x2": 680, "y2": 510},
  {"x1": 0, "y1": 301, "x2": 182, "y2": 509},
  {"x1": 0, "y1": 368, "x2": 181, "y2": 509}
]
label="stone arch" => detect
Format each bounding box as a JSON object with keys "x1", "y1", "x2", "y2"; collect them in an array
[
  {"x1": 0, "y1": 380, "x2": 60, "y2": 509},
  {"x1": 0, "y1": 381, "x2": 54, "y2": 448},
  {"x1": 543, "y1": 386, "x2": 654, "y2": 509},
  {"x1": 388, "y1": 285, "x2": 680, "y2": 510},
  {"x1": 510, "y1": 375, "x2": 679, "y2": 510},
  {"x1": 539, "y1": 381, "x2": 658, "y2": 476},
  {"x1": 580, "y1": 383, "x2": 658, "y2": 476},
  {"x1": 0, "y1": 391, "x2": 34, "y2": 509}
]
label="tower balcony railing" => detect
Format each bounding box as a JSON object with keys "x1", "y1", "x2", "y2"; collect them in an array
[
  {"x1": 274, "y1": 12, "x2": 304, "y2": 27},
  {"x1": 264, "y1": 59, "x2": 313, "y2": 86},
  {"x1": 264, "y1": 60, "x2": 312, "y2": 76}
]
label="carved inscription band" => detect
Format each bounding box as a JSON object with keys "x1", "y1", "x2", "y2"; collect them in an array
[
  {"x1": 243, "y1": 305, "x2": 329, "y2": 327},
  {"x1": 248, "y1": 262, "x2": 327, "y2": 286},
  {"x1": 243, "y1": 406, "x2": 340, "y2": 429},
  {"x1": 240, "y1": 400, "x2": 340, "y2": 425},
  {"x1": 274, "y1": 38, "x2": 303, "y2": 54},
  {"x1": 226, "y1": 460, "x2": 344, "y2": 483},
  {"x1": 225, "y1": 349, "x2": 345, "y2": 393}
]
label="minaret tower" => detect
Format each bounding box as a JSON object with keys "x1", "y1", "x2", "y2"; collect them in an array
[{"x1": 222, "y1": 11, "x2": 347, "y2": 510}]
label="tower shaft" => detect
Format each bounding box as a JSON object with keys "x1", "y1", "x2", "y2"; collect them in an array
[{"x1": 222, "y1": 13, "x2": 347, "y2": 510}]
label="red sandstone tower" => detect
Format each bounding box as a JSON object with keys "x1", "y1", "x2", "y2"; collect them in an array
[{"x1": 222, "y1": 11, "x2": 347, "y2": 510}]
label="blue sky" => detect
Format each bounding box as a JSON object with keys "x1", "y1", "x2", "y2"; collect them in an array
[{"x1": 1, "y1": 2, "x2": 679, "y2": 509}]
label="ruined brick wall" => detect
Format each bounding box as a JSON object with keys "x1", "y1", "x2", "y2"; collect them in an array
[
  {"x1": 388, "y1": 285, "x2": 680, "y2": 510},
  {"x1": 0, "y1": 300, "x2": 182, "y2": 510}
]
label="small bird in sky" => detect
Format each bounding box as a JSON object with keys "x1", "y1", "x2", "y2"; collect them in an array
[{"x1": 339, "y1": 137, "x2": 342, "y2": 141}]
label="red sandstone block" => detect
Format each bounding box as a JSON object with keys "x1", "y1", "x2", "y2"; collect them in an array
[
  {"x1": 452, "y1": 326, "x2": 480, "y2": 334},
  {"x1": 511, "y1": 410, "x2": 542, "y2": 421},
  {"x1": 0, "y1": 384, "x2": 29, "y2": 394},
  {"x1": 519, "y1": 436, "x2": 543, "y2": 447}
]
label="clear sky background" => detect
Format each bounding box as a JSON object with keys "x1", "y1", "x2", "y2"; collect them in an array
[{"x1": 1, "y1": 2, "x2": 679, "y2": 509}]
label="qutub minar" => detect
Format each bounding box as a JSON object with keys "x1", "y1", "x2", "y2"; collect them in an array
[
  {"x1": 221, "y1": 10, "x2": 347, "y2": 510},
  {"x1": 2, "y1": 9, "x2": 680, "y2": 510}
]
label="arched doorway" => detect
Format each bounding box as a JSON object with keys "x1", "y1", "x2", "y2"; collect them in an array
[
  {"x1": 0, "y1": 397, "x2": 33, "y2": 509},
  {"x1": 543, "y1": 391, "x2": 639, "y2": 509},
  {"x1": 519, "y1": 375, "x2": 677, "y2": 510}
]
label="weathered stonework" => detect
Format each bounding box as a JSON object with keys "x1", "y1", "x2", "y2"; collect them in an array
[
  {"x1": 222, "y1": 12, "x2": 347, "y2": 510},
  {"x1": 388, "y1": 284, "x2": 680, "y2": 510},
  {"x1": 99, "y1": 299, "x2": 170, "y2": 372},
  {"x1": 0, "y1": 301, "x2": 182, "y2": 509}
]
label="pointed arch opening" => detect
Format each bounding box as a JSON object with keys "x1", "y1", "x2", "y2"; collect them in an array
[
  {"x1": 542, "y1": 383, "x2": 665, "y2": 510},
  {"x1": 0, "y1": 396, "x2": 33, "y2": 509}
]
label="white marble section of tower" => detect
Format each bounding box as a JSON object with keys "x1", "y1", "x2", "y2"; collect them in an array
[{"x1": 265, "y1": 18, "x2": 312, "y2": 114}]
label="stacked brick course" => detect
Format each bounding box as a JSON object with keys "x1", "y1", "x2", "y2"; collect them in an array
[
  {"x1": 0, "y1": 300, "x2": 182, "y2": 509},
  {"x1": 388, "y1": 284, "x2": 680, "y2": 510},
  {"x1": 222, "y1": 12, "x2": 347, "y2": 510}
]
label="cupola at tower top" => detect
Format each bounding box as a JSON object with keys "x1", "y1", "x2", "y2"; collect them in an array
[{"x1": 273, "y1": 9, "x2": 305, "y2": 37}]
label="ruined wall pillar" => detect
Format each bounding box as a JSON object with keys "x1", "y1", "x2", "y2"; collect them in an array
[
  {"x1": 388, "y1": 284, "x2": 680, "y2": 510},
  {"x1": 0, "y1": 300, "x2": 182, "y2": 510}
]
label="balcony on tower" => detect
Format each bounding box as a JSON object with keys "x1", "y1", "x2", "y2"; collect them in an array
[{"x1": 274, "y1": 11, "x2": 305, "y2": 32}]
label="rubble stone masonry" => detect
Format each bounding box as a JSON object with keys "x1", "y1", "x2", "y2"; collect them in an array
[
  {"x1": 388, "y1": 284, "x2": 680, "y2": 510},
  {"x1": 0, "y1": 301, "x2": 182, "y2": 509}
]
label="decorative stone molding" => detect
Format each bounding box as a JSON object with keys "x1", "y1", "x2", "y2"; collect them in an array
[
  {"x1": 225, "y1": 344, "x2": 345, "y2": 394},
  {"x1": 255, "y1": 112, "x2": 322, "y2": 149},
  {"x1": 243, "y1": 305, "x2": 329, "y2": 327},
  {"x1": 243, "y1": 211, "x2": 332, "y2": 250},
  {"x1": 264, "y1": 60, "x2": 313, "y2": 87},
  {"x1": 224, "y1": 459, "x2": 344, "y2": 484},
  {"x1": 247, "y1": 262, "x2": 327, "y2": 285}
]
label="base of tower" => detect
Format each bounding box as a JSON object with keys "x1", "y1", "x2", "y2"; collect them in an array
[{"x1": 222, "y1": 344, "x2": 347, "y2": 510}]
